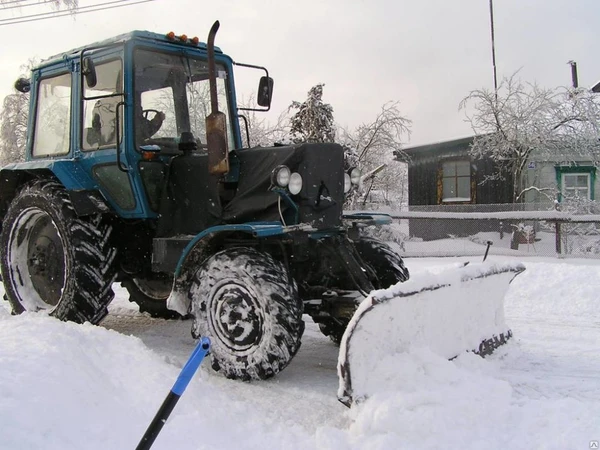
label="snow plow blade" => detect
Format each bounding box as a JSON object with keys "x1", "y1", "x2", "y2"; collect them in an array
[{"x1": 337, "y1": 262, "x2": 525, "y2": 407}]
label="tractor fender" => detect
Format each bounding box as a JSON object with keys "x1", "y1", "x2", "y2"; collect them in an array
[
  {"x1": 0, "y1": 161, "x2": 110, "y2": 218},
  {"x1": 167, "y1": 222, "x2": 286, "y2": 315}
]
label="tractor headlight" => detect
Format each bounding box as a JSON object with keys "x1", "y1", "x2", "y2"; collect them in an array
[
  {"x1": 288, "y1": 172, "x2": 303, "y2": 195},
  {"x1": 344, "y1": 173, "x2": 352, "y2": 193},
  {"x1": 271, "y1": 165, "x2": 291, "y2": 187},
  {"x1": 349, "y1": 167, "x2": 361, "y2": 185}
]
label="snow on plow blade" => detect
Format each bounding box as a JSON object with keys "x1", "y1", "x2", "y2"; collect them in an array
[{"x1": 337, "y1": 262, "x2": 525, "y2": 407}]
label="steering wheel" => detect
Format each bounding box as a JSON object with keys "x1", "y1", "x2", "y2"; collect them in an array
[{"x1": 142, "y1": 109, "x2": 162, "y2": 121}]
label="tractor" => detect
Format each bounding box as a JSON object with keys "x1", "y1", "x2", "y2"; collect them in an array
[{"x1": 0, "y1": 22, "x2": 410, "y2": 381}]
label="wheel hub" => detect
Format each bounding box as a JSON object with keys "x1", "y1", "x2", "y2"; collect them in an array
[
  {"x1": 211, "y1": 283, "x2": 262, "y2": 351},
  {"x1": 9, "y1": 209, "x2": 65, "y2": 309}
]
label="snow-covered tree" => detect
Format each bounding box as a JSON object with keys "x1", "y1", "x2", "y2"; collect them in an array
[
  {"x1": 289, "y1": 84, "x2": 335, "y2": 143},
  {"x1": 1, "y1": 0, "x2": 78, "y2": 11},
  {"x1": 339, "y1": 101, "x2": 411, "y2": 209},
  {"x1": 0, "y1": 60, "x2": 37, "y2": 166},
  {"x1": 0, "y1": 90, "x2": 28, "y2": 165},
  {"x1": 460, "y1": 72, "x2": 600, "y2": 202},
  {"x1": 238, "y1": 96, "x2": 291, "y2": 147}
]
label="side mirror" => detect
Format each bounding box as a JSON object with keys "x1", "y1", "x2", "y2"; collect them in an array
[
  {"x1": 82, "y1": 57, "x2": 97, "y2": 88},
  {"x1": 14, "y1": 78, "x2": 31, "y2": 93},
  {"x1": 257, "y1": 76, "x2": 274, "y2": 107}
]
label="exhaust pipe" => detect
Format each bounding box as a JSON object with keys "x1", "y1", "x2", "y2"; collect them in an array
[{"x1": 206, "y1": 20, "x2": 230, "y2": 175}]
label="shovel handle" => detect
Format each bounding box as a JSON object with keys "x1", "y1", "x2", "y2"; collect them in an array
[
  {"x1": 136, "y1": 337, "x2": 211, "y2": 450},
  {"x1": 172, "y1": 337, "x2": 211, "y2": 395}
]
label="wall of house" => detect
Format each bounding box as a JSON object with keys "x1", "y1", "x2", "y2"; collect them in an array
[
  {"x1": 523, "y1": 158, "x2": 600, "y2": 205},
  {"x1": 407, "y1": 156, "x2": 514, "y2": 240},
  {"x1": 408, "y1": 156, "x2": 513, "y2": 206}
]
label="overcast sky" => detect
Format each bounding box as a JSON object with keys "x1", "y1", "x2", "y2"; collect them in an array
[{"x1": 0, "y1": 0, "x2": 598, "y2": 146}]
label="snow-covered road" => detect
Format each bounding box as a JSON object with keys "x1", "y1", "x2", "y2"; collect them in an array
[{"x1": 1, "y1": 256, "x2": 599, "y2": 449}]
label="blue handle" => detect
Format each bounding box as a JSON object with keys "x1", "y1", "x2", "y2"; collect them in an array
[{"x1": 171, "y1": 337, "x2": 211, "y2": 396}]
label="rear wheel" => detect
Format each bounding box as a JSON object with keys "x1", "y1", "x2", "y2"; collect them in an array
[
  {"x1": 121, "y1": 275, "x2": 182, "y2": 319},
  {"x1": 189, "y1": 247, "x2": 304, "y2": 381},
  {"x1": 0, "y1": 180, "x2": 117, "y2": 324}
]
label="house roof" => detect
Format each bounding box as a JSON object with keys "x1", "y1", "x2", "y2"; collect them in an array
[{"x1": 396, "y1": 135, "x2": 475, "y2": 163}]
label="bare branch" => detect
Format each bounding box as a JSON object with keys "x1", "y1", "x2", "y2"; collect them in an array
[{"x1": 460, "y1": 70, "x2": 600, "y2": 202}]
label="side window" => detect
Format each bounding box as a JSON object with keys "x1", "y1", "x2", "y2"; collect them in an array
[
  {"x1": 82, "y1": 59, "x2": 123, "y2": 150},
  {"x1": 440, "y1": 160, "x2": 471, "y2": 203},
  {"x1": 32, "y1": 73, "x2": 71, "y2": 157}
]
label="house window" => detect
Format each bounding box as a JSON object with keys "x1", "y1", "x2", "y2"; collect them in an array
[
  {"x1": 562, "y1": 173, "x2": 590, "y2": 199},
  {"x1": 442, "y1": 160, "x2": 471, "y2": 202},
  {"x1": 555, "y1": 166, "x2": 596, "y2": 201}
]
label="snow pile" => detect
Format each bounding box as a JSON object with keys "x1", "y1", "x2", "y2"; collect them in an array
[
  {"x1": 1, "y1": 258, "x2": 600, "y2": 450},
  {"x1": 0, "y1": 313, "x2": 312, "y2": 450},
  {"x1": 335, "y1": 349, "x2": 599, "y2": 450},
  {"x1": 338, "y1": 262, "x2": 523, "y2": 404},
  {"x1": 506, "y1": 260, "x2": 600, "y2": 320}
]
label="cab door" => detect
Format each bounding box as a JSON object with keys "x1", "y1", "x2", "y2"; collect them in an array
[{"x1": 77, "y1": 53, "x2": 142, "y2": 217}]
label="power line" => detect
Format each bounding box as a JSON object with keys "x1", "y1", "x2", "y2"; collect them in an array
[
  {"x1": 0, "y1": 0, "x2": 156, "y2": 26},
  {"x1": 0, "y1": 0, "x2": 151, "y2": 22}
]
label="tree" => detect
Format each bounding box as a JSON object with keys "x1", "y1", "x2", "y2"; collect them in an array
[
  {"x1": 289, "y1": 84, "x2": 335, "y2": 143},
  {"x1": 339, "y1": 101, "x2": 411, "y2": 209},
  {"x1": 460, "y1": 72, "x2": 600, "y2": 202},
  {"x1": 0, "y1": 60, "x2": 36, "y2": 166},
  {"x1": 237, "y1": 96, "x2": 291, "y2": 148},
  {"x1": 2, "y1": 0, "x2": 78, "y2": 11}
]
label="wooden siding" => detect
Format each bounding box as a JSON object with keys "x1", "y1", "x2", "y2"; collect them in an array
[
  {"x1": 405, "y1": 136, "x2": 514, "y2": 240},
  {"x1": 408, "y1": 156, "x2": 513, "y2": 206}
]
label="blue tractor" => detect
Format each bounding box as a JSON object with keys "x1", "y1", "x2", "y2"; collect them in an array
[{"x1": 0, "y1": 22, "x2": 409, "y2": 381}]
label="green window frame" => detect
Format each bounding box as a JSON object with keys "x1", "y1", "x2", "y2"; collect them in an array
[{"x1": 555, "y1": 165, "x2": 596, "y2": 201}]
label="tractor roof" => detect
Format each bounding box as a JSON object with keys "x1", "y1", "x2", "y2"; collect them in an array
[{"x1": 40, "y1": 30, "x2": 222, "y2": 67}]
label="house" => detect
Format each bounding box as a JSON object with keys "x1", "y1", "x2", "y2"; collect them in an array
[
  {"x1": 399, "y1": 134, "x2": 600, "y2": 240},
  {"x1": 399, "y1": 135, "x2": 513, "y2": 240},
  {"x1": 401, "y1": 135, "x2": 513, "y2": 206},
  {"x1": 522, "y1": 158, "x2": 598, "y2": 205}
]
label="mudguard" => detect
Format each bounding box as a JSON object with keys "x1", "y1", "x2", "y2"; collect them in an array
[{"x1": 337, "y1": 261, "x2": 525, "y2": 407}]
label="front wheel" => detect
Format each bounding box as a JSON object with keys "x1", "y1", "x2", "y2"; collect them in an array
[
  {"x1": 189, "y1": 247, "x2": 304, "y2": 381},
  {"x1": 0, "y1": 180, "x2": 117, "y2": 324},
  {"x1": 318, "y1": 237, "x2": 409, "y2": 344},
  {"x1": 355, "y1": 236, "x2": 409, "y2": 289}
]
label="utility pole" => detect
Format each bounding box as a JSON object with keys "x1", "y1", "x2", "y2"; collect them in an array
[{"x1": 489, "y1": 0, "x2": 498, "y2": 100}]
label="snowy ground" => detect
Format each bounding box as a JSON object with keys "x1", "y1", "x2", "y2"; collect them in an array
[{"x1": 1, "y1": 256, "x2": 600, "y2": 450}]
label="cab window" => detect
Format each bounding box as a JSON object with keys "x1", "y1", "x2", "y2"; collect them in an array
[{"x1": 32, "y1": 72, "x2": 71, "y2": 157}]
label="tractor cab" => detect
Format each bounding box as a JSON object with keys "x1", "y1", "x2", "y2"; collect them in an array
[{"x1": 16, "y1": 29, "x2": 270, "y2": 219}]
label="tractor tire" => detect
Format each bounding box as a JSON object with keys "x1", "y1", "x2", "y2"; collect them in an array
[
  {"x1": 121, "y1": 275, "x2": 183, "y2": 319},
  {"x1": 355, "y1": 236, "x2": 409, "y2": 288},
  {"x1": 0, "y1": 180, "x2": 117, "y2": 324},
  {"x1": 189, "y1": 247, "x2": 304, "y2": 381},
  {"x1": 318, "y1": 237, "x2": 410, "y2": 345}
]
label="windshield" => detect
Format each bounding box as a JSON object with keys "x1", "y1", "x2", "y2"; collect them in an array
[{"x1": 133, "y1": 48, "x2": 234, "y2": 151}]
